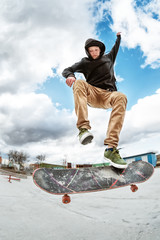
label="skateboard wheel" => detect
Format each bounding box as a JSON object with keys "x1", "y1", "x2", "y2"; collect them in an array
[
  {"x1": 130, "y1": 185, "x2": 138, "y2": 192},
  {"x1": 62, "y1": 194, "x2": 71, "y2": 204}
]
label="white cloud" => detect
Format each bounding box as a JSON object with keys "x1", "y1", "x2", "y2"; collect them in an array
[
  {"x1": 101, "y1": 0, "x2": 160, "y2": 69},
  {"x1": 122, "y1": 89, "x2": 160, "y2": 136},
  {"x1": 115, "y1": 74, "x2": 124, "y2": 82},
  {"x1": 119, "y1": 88, "x2": 160, "y2": 155},
  {"x1": 0, "y1": 0, "x2": 98, "y2": 94},
  {"x1": 0, "y1": 92, "x2": 75, "y2": 145},
  {"x1": 87, "y1": 88, "x2": 160, "y2": 148},
  {"x1": 87, "y1": 89, "x2": 160, "y2": 158},
  {"x1": 1, "y1": 89, "x2": 160, "y2": 163},
  {"x1": 0, "y1": 0, "x2": 100, "y2": 160}
]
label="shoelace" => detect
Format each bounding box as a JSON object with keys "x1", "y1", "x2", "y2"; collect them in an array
[
  {"x1": 78, "y1": 128, "x2": 87, "y2": 136},
  {"x1": 112, "y1": 148, "x2": 122, "y2": 159}
]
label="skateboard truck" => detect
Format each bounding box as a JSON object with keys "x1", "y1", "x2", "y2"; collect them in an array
[{"x1": 62, "y1": 194, "x2": 71, "y2": 204}]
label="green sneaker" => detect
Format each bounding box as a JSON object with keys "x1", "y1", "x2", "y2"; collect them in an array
[
  {"x1": 79, "y1": 128, "x2": 93, "y2": 145},
  {"x1": 104, "y1": 147, "x2": 127, "y2": 169}
]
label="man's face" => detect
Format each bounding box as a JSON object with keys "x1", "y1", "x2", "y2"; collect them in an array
[{"x1": 88, "y1": 46, "x2": 101, "y2": 59}]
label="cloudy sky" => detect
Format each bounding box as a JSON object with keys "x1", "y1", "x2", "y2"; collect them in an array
[{"x1": 0, "y1": 0, "x2": 160, "y2": 165}]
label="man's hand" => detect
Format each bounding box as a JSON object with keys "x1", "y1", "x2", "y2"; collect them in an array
[
  {"x1": 117, "y1": 32, "x2": 121, "y2": 36},
  {"x1": 66, "y1": 77, "x2": 76, "y2": 87}
]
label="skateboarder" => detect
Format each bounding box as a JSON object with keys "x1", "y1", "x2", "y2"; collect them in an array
[{"x1": 62, "y1": 32, "x2": 127, "y2": 169}]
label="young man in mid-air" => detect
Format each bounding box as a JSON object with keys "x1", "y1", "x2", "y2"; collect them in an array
[{"x1": 62, "y1": 32, "x2": 127, "y2": 169}]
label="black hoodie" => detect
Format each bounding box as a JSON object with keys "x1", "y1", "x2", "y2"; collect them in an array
[{"x1": 62, "y1": 35, "x2": 121, "y2": 91}]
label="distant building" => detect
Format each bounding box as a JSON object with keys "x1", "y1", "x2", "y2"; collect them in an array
[
  {"x1": 124, "y1": 152, "x2": 157, "y2": 167},
  {"x1": 30, "y1": 162, "x2": 66, "y2": 170},
  {"x1": 76, "y1": 164, "x2": 92, "y2": 168}
]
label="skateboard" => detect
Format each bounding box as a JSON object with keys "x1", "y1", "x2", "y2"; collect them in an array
[{"x1": 33, "y1": 161, "x2": 154, "y2": 204}]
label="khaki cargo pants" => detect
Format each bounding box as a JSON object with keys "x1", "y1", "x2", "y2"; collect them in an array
[{"x1": 73, "y1": 79, "x2": 127, "y2": 147}]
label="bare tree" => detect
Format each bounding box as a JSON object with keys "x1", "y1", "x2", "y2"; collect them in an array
[
  {"x1": 36, "y1": 154, "x2": 46, "y2": 165},
  {"x1": 7, "y1": 150, "x2": 28, "y2": 170}
]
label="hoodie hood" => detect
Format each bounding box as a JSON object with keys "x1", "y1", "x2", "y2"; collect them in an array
[{"x1": 85, "y1": 38, "x2": 105, "y2": 59}]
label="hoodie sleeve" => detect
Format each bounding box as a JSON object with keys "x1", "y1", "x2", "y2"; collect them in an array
[
  {"x1": 107, "y1": 35, "x2": 121, "y2": 64},
  {"x1": 62, "y1": 60, "x2": 84, "y2": 79}
]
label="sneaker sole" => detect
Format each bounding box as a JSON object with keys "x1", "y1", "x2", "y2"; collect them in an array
[
  {"x1": 80, "y1": 133, "x2": 94, "y2": 145},
  {"x1": 104, "y1": 157, "x2": 128, "y2": 169}
]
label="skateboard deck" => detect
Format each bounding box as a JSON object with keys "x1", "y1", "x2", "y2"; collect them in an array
[{"x1": 33, "y1": 161, "x2": 154, "y2": 204}]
